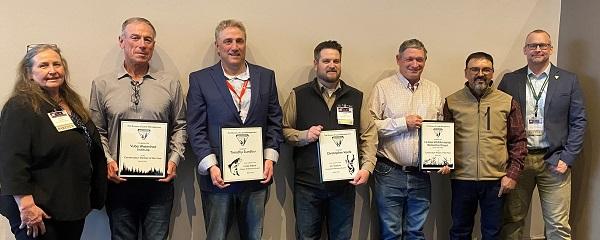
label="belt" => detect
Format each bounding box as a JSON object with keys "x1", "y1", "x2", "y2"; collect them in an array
[
  {"x1": 528, "y1": 148, "x2": 548, "y2": 154},
  {"x1": 377, "y1": 156, "x2": 420, "y2": 172}
]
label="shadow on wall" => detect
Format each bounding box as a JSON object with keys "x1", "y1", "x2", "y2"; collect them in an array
[{"x1": 560, "y1": 39, "x2": 598, "y2": 239}]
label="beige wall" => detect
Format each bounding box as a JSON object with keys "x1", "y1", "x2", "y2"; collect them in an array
[
  {"x1": 0, "y1": 1, "x2": 562, "y2": 239},
  {"x1": 559, "y1": 0, "x2": 600, "y2": 239}
]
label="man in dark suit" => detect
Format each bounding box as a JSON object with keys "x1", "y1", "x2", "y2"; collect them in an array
[
  {"x1": 186, "y1": 19, "x2": 283, "y2": 240},
  {"x1": 499, "y1": 29, "x2": 587, "y2": 240}
]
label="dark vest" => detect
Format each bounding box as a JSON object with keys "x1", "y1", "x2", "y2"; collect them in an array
[{"x1": 293, "y1": 79, "x2": 362, "y2": 189}]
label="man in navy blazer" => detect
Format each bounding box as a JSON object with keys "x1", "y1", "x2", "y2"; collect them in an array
[
  {"x1": 186, "y1": 19, "x2": 283, "y2": 240},
  {"x1": 499, "y1": 29, "x2": 587, "y2": 240}
]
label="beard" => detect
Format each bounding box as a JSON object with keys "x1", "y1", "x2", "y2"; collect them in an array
[
  {"x1": 317, "y1": 70, "x2": 340, "y2": 83},
  {"x1": 469, "y1": 77, "x2": 490, "y2": 97}
]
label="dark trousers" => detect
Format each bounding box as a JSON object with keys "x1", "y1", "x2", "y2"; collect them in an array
[
  {"x1": 294, "y1": 183, "x2": 355, "y2": 240},
  {"x1": 0, "y1": 195, "x2": 84, "y2": 240},
  {"x1": 106, "y1": 180, "x2": 174, "y2": 240},
  {"x1": 450, "y1": 179, "x2": 504, "y2": 240}
]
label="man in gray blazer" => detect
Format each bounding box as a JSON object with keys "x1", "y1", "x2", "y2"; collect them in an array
[{"x1": 498, "y1": 29, "x2": 587, "y2": 240}]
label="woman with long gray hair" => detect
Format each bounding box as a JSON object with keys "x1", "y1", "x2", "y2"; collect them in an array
[{"x1": 0, "y1": 44, "x2": 107, "y2": 240}]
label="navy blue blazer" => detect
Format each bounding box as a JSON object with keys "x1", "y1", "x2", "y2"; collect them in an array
[
  {"x1": 498, "y1": 65, "x2": 587, "y2": 166},
  {"x1": 187, "y1": 62, "x2": 283, "y2": 193}
]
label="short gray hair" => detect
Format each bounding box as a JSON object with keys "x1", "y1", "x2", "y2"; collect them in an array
[
  {"x1": 398, "y1": 39, "x2": 427, "y2": 59},
  {"x1": 215, "y1": 19, "x2": 246, "y2": 41},
  {"x1": 121, "y1": 17, "x2": 156, "y2": 37}
]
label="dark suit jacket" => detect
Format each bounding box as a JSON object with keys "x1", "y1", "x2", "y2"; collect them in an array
[
  {"x1": 187, "y1": 62, "x2": 283, "y2": 193},
  {"x1": 498, "y1": 65, "x2": 587, "y2": 166},
  {"x1": 0, "y1": 96, "x2": 107, "y2": 221}
]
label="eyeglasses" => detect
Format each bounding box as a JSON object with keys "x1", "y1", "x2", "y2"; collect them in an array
[
  {"x1": 525, "y1": 43, "x2": 552, "y2": 50},
  {"x1": 26, "y1": 43, "x2": 58, "y2": 53},
  {"x1": 130, "y1": 80, "x2": 141, "y2": 110},
  {"x1": 468, "y1": 67, "x2": 494, "y2": 75}
]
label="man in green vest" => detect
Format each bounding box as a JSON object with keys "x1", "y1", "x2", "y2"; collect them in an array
[{"x1": 443, "y1": 52, "x2": 527, "y2": 240}]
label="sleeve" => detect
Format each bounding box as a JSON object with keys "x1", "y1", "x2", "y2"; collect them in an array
[
  {"x1": 282, "y1": 90, "x2": 311, "y2": 146},
  {"x1": 358, "y1": 95, "x2": 378, "y2": 173},
  {"x1": 442, "y1": 100, "x2": 453, "y2": 122},
  {"x1": 186, "y1": 72, "x2": 218, "y2": 171},
  {"x1": 167, "y1": 79, "x2": 187, "y2": 166},
  {"x1": 505, "y1": 99, "x2": 527, "y2": 180},
  {"x1": 263, "y1": 71, "x2": 284, "y2": 158},
  {"x1": 89, "y1": 80, "x2": 113, "y2": 162},
  {"x1": 0, "y1": 99, "x2": 35, "y2": 195},
  {"x1": 558, "y1": 75, "x2": 587, "y2": 166},
  {"x1": 369, "y1": 83, "x2": 409, "y2": 138},
  {"x1": 87, "y1": 120, "x2": 107, "y2": 209}
]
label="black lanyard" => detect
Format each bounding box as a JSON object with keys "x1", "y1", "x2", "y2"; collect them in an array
[{"x1": 526, "y1": 74, "x2": 549, "y2": 117}]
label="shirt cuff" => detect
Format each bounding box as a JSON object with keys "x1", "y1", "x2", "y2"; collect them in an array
[
  {"x1": 264, "y1": 148, "x2": 279, "y2": 163},
  {"x1": 395, "y1": 117, "x2": 409, "y2": 132},
  {"x1": 105, "y1": 151, "x2": 114, "y2": 163},
  {"x1": 168, "y1": 152, "x2": 182, "y2": 166},
  {"x1": 197, "y1": 154, "x2": 218, "y2": 175},
  {"x1": 360, "y1": 160, "x2": 376, "y2": 173}
]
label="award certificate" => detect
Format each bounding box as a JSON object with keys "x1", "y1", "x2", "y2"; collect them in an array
[
  {"x1": 221, "y1": 127, "x2": 264, "y2": 182},
  {"x1": 318, "y1": 129, "x2": 360, "y2": 182},
  {"x1": 419, "y1": 121, "x2": 454, "y2": 170},
  {"x1": 118, "y1": 120, "x2": 168, "y2": 178}
]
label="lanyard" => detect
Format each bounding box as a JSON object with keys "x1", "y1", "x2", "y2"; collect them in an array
[
  {"x1": 225, "y1": 80, "x2": 249, "y2": 111},
  {"x1": 526, "y1": 74, "x2": 549, "y2": 117}
]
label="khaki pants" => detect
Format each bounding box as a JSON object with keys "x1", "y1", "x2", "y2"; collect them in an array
[{"x1": 501, "y1": 152, "x2": 572, "y2": 240}]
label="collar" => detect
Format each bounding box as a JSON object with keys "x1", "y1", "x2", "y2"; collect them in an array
[
  {"x1": 221, "y1": 62, "x2": 250, "y2": 80},
  {"x1": 116, "y1": 64, "x2": 156, "y2": 81},
  {"x1": 317, "y1": 79, "x2": 341, "y2": 93},
  {"x1": 527, "y1": 63, "x2": 551, "y2": 79},
  {"x1": 396, "y1": 72, "x2": 421, "y2": 89}
]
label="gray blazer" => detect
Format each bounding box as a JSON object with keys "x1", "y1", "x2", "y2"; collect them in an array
[{"x1": 498, "y1": 65, "x2": 586, "y2": 166}]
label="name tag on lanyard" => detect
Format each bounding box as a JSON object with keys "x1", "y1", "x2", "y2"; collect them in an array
[
  {"x1": 527, "y1": 117, "x2": 544, "y2": 136},
  {"x1": 337, "y1": 104, "x2": 354, "y2": 125},
  {"x1": 48, "y1": 110, "x2": 76, "y2": 132}
]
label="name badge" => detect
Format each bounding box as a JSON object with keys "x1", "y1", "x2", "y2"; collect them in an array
[
  {"x1": 337, "y1": 105, "x2": 354, "y2": 125},
  {"x1": 48, "y1": 110, "x2": 76, "y2": 132},
  {"x1": 527, "y1": 117, "x2": 544, "y2": 136}
]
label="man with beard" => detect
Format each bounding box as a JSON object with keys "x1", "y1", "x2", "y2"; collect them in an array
[
  {"x1": 443, "y1": 52, "x2": 527, "y2": 239},
  {"x1": 282, "y1": 40, "x2": 377, "y2": 239},
  {"x1": 369, "y1": 39, "x2": 450, "y2": 240},
  {"x1": 499, "y1": 30, "x2": 586, "y2": 240}
]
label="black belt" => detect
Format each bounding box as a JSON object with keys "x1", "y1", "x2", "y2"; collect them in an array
[
  {"x1": 377, "y1": 156, "x2": 420, "y2": 172},
  {"x1": 528, "y1": 148, "x2": 548, "y2": 154}
]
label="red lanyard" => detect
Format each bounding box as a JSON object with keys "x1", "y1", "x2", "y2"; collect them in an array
[{"x1": 225, "y1": 80, "x2": 249, "y2": 108}]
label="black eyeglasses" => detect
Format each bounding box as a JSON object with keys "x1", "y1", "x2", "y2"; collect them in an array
[
  {"x1": 131, "y1": 80, "x2": 141, "y2": 110},
  {"x1": 468, "y1": 67, "x2": 494, "y2": 75},
  {"x1": 26, "y1": 43, "x2": 58, "y2": 53},
  {"x1": 525, "y1": 43, "x2": 552, "y2": 50}
]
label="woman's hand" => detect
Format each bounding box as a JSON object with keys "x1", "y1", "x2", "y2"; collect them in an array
[{"x1": 14, "y1": 195, "x2": 51, "y2": 237}]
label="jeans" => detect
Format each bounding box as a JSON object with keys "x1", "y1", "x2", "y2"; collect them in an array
[
  {"x1": 373, "y1": 158, "x2": 431, "y2": 240},
  {"x1": 106, "y1": 180, "x2": 174, "y2": 240},
  {"x1": 294, "y1": 183, "x2": 355, "y2": 240},
  {"x1": 450, "y1": 179, "x2": 503, "y2": 240},
  {"x1": 501, "y1": 152, "x2": 572, "y2": 240},
  {"x1": 201, "y1": 188, "x2": 267, "y2": 240}
]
